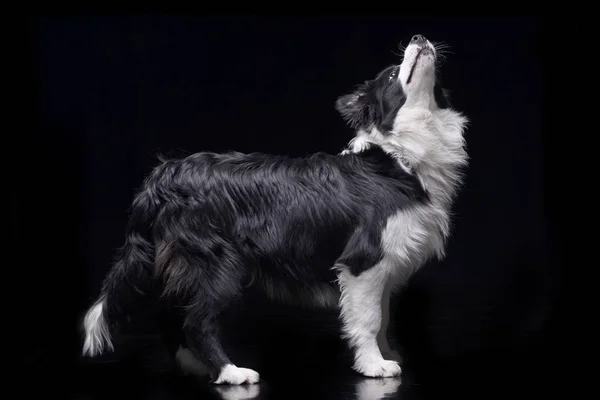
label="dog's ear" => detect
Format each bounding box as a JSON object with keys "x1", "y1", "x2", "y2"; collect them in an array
[{"x1": 335, "y1": 88, "x2": 369, "y2": 130}]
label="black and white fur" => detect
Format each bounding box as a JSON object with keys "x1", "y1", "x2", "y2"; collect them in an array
[{"x1": 82, "y1": 34, "x2": 468, "y2": 384}]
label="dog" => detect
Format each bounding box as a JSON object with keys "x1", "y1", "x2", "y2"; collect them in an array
[{"x1": 81, "y1": 34, "x2": 469, "y2": 385}]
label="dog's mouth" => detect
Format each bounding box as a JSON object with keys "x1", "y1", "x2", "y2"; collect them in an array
[{"x1": 406, "y1": 46, "x2": 435, "y2": 85}]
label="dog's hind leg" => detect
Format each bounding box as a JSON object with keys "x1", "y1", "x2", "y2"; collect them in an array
[
  {"x1": 157, "y1": 236, "x2": 260, "y2": 385},
  {"x1": 156, "y1": 310, "x2": 210, "y2": 377},
  {"x1": 337, "y1": 260, "x2": 402, "y2": 378},
  {"x1": 182, "y1": 313, "x2": 259, "y2": 385}
]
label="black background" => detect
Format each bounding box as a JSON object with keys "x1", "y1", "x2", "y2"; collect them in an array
[{"x1": 14, "y1": 15, "x2": 565, "y2": 400}]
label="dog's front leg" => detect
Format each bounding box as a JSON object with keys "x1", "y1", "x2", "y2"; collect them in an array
[{"x1": 338, "y1": 262, "x2": 402, "y2": 378}]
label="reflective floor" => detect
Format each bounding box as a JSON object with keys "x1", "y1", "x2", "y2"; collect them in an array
[
  {"x1": 53, "y1": 296, "x2": 560, "y2": 399},
  {"x1": 68, "y1": 333, "x2": 556, "y2": 400},
  {"x1": 59, "y1": 300, "x2": 560, "y2": 400},
  {"x1": 75, "y1": 366, "x2": 411, "y2": 400},
  {"x1": 71, "y1": 362, "x2": 553, "y2": 400}
]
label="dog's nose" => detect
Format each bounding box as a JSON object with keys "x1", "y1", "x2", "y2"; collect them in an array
[{"x1": 410, "y1": 34, "x2": 427, "y2": 45}]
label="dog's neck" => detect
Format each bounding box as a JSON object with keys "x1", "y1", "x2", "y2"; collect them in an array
[{"x1": 342, "y1": 108, "x2": 469, "y2": 209}]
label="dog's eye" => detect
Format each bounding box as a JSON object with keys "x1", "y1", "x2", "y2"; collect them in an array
[{"x1": 388, "y1": 68, "x2": 399, "y2": 82}]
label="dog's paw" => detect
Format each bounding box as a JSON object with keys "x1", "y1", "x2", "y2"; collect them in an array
[
  {"x1": 355, "y1": 359, "x2": 402, "y2": 378},
  {"x1": 214, "y1": 364, "x2": 260, "y2": 385}
]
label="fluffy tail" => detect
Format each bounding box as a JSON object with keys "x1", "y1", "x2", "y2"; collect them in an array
[
  {"x1": 82, "y1": 295, "x2": 113, "y2": 356},
  {"x1": 82, "y1": 184, "x2": 161, "y2": 357}
]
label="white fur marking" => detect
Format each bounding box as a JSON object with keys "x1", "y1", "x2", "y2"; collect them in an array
[
  {"x1": 214, "y1": 364, "x2": 260, "y2": 385},
  {"x1": 337, "y1": 36, "x2": 468, "y2": 379},
  {"x1": 337, "y1": 262, "x2": 402, "y2": 377},
  {"x1": 82, "y1": 296, "x2": 113, "y2": 356},
  {"x1": 175, "y1": 346, "x2": 209, "y2": 376}
]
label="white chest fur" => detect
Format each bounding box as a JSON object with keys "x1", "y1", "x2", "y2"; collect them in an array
[
  {"x1": 346, "y1": 107, "x2": 468, "y2": 281},
  {"x1": 381, "y1": 202, "x2": 449, "y2": 279}
]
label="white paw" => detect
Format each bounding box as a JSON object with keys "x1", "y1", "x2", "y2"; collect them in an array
[
  {"x1": 214, "y1": 364, "x2": 260, "y2": 385},
  {"x1": 356, "y1": 359, "x2": 402, "y2": 378}
]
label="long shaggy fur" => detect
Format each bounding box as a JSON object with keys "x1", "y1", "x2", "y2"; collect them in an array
[{"x1": 81, "y1": 34, "x2": 469, "y2": 384}]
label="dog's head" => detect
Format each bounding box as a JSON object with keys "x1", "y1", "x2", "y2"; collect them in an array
[{"x1": 336, "y1": 34, "x2": 451, "y2": 135}]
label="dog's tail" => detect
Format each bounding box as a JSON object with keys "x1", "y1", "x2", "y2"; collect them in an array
[{"x1": 82, "y1": 182, "x2": 162, "y2": 358}]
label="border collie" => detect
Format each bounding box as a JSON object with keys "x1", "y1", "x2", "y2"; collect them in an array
[{"x1": 82, "y1": 34, "x2": 469, "y2": 385}]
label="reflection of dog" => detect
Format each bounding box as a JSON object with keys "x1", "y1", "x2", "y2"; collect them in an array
[
  {"x1": 81, "y1": 34, "x2": 468, "y2": 385},
  {"x1": 213, "y1": 384, "x2": 261, "y2": 400},
  {"x1": 355, "y1": 378, "x2": 402, "y2": 400}
]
